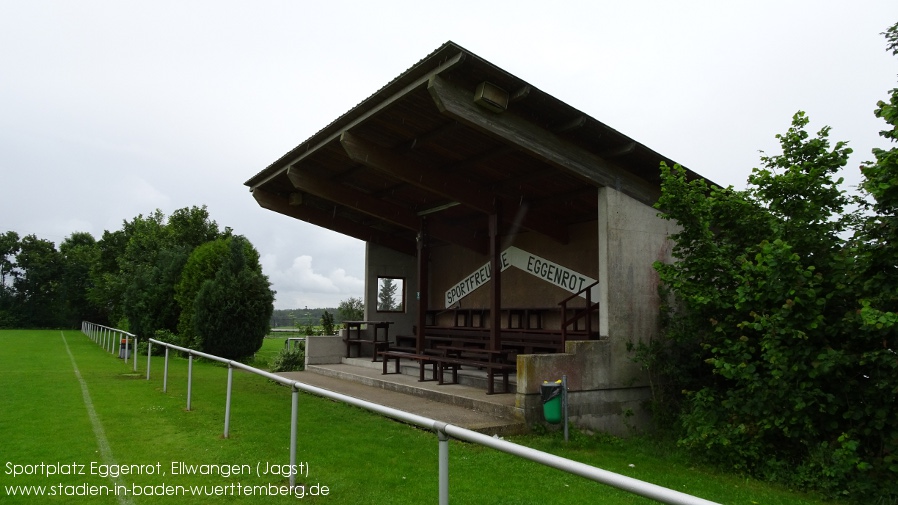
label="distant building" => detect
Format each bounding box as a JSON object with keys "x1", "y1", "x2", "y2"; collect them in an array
[{"x1": 244, "y1": 41, "x2": 706, "y2": 434}]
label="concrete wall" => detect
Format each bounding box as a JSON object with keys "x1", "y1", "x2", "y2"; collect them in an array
[
  {"x1": 364, "y1": 242, "x2": 418, "y2": 338},
  {"x1": 598, "y1": 186, "x2": 678, "y2": 340},
  {"x1": 515, "y1": 187, "x2": 676, "y2": 434},
  {"x1": 305, "y1": 335, "x2": 344, "y2": 366},
  {"x1": 597, "y1": 186, "x2": 678, "y2": 386},
  {"x1": 516, "y1": 340, "x2": 651, "y2": 436}
]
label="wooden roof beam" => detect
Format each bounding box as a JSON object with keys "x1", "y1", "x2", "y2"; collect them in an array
[
  {"x1": 427, "y1": 74, "x2": 660, "y2": 207},
  {"x1": 287, "y1": 167, "x2": 487, "y2": 254},
  {"x1": 252, "y1": 187, "x2": 416, "y2": 256},
  {"x1": 340, "y1": 131, "x2": 568, "y2": 244}
]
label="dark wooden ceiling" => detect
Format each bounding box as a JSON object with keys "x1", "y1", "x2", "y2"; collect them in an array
[{"x1": 245, "y1": 41, "x2": 703, "y2": 257}]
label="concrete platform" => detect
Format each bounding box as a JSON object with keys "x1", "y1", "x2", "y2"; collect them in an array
[{"x1": 276, "y1": 358, "x2": 527, "y2": 435}]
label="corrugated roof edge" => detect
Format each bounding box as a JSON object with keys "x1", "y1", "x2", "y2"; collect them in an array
[
  {"x1": 244, "y1": 41, "x2": 469, "y2": 189},
  {"x1": 243, "y1": 40, "x2": 712, "y2": 190}
]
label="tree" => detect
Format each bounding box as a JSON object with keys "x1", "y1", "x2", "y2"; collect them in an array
[
  {"x1": 190, "y1": 236, "x2": 274, "y2": 359},
  {"x1": 87, "y1": 229, "x2": 129, "y2": 326},
  {"x1": 377, "y1": 278, "x2": 397, "y2": 311},
  {"x1": 647, "y1": 24, "x2": 898, "y2": 499},
  {"x1": 59, "y1": 232, "x2": 99, "y2": 327},
  {"x1": 175, "y1": 238, "x2": 237, "y2": 348},
  {"x1": 13, "y1": 235, "x2": 63, "y2": 327},
  {"x1": 0, "y1": 231, "x2": 20, "y2": 327},
  {"x1": 0, "y1": 231, "x2": 19, "y2": 288},
  {"x1": 337, "y1": 297, "x2": 364, "y2": 323}
]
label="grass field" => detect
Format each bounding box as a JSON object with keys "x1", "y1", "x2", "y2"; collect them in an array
[{"x1": 0, "y1": 330, "x2": 842, "y2": 504}]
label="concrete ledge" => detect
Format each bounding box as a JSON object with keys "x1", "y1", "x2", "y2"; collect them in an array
[
  {"x1": 305, "y1": 335, "x2": 344, "y2": 365},
  {"x1": 308, "y1": 362, "x2": 523, "y2": 421}
]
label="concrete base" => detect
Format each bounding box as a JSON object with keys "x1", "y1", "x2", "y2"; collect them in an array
[
  {"x1": 517, "y1": 387, "x2": 651, "y2": 437},
  {"x1": 284, "y1": 361, "x2": 526, "y2": 435},
  {"x1": 304, "y1": 336, "x2": 650, "y2": 436},
  {"x1": 305, "y1": 335, "x2": 345, "y2": 365},
  {"x1": 517, "y1": 339, "x2": 652, "y2": 436}
]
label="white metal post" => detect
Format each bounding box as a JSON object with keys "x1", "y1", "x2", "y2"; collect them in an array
[
  {"x1": 132, "y1": 336, "x2": 137, "y2": 372},
  {"x1": 163, "y1": 347, "x2": 169, "y2": 393},
  {"x1": 438, "y1": 429, "x2": 450, "y2": 505},
  {"x1": 562, "y1": 374, "x2": 569, "y2": 443},
  {"x1": 146, "y1": 340, "x2": 152, "y2": 380},
  {"x1": 289, "y1": 386, "x2": 299, "y2": 490},
  {"x1": 187, "y1": 354, "x2": 193, "y2": 411},
  {"x1": 224, "y1": 364, "x2": 233, "y2": 438}
]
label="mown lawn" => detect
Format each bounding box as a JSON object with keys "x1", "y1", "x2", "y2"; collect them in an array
[{"x1": 0, "y1": 330, "x2": 842, "y2": 504}]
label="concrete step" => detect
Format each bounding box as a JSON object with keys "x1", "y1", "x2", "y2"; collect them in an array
[
  {"x1": 342, "y1": 356, "x2": 518, "y2": 393},
  {"x1": 304, "y1": 360, "x2": 522, "y2": 423}
]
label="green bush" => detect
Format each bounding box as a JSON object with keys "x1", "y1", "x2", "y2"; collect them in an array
[
  {"x1": 644, "y1": 26, "x2": 898, "y2": 500},
  {"x1": 190, "y1": 236, "x2": 274, "y2": 360},
  {"x1": 647, "y1": 119, "x2": 898, "y2": 499},
  {"x1": 269, "y1": 345, "x2": 305, "y2": 372}
]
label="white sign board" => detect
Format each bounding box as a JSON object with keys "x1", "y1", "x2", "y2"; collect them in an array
[{"x1": 444, "y1": 246, "x2": 597, "y2": 308}]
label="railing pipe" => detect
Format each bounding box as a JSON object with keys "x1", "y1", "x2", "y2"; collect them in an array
[{"x1": 142, "y1": 337, "x2": 719, "y2": 505}]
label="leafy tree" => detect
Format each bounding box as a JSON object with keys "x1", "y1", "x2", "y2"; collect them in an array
[
  {"x1": 90, "y1": 206, "x2": 227, "y2": 336},
  {"x1": 646, "y1": 23, "x2": 898, "y2": 500},
  {"x1": 320, "y1": 309, "x2": 335, "y2": 335},
  {"x1": 166, "y1": 205, "x2": 229, "y2": 249},
  {"x1": 123, "y1": 245, "x2": 189, "y2": 340},
  {"x1": 0, "y1": 231, "x2": 19, "y2": 288},
  {"x1": 13, "y1": 235, "x2": 63, "y2": 327},
  {"x1": 338, "y1": 296, "x2": 364, "y2": 322},
  {"x1": 175, "y1": 238, "x2": 234, "y2": 348},
  {"x1": 87, "y1": 229, "x2": 129, "y2": 325},
  {"x1": 59, "y1": 232, "x2": 100, "y2": 327},
  {"x1": 190, "y1": 236, "x2": 274, "y2": 359},
  {"x1": 0, "y1": 231, "x2": 21, "y2": 327}
]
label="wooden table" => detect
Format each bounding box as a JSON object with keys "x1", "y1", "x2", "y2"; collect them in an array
[{"x1": 343, "y1": 321, "x2": 393, "y2": 361}]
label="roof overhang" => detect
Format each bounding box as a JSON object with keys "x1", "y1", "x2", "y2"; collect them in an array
[{"x1": 245, "y1": 41, "x2": 703, "y2": 256}]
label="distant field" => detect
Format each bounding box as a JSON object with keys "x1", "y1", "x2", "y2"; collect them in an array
[{"x1": 0, "y1": 330, "x2": 840, "y2": 504}]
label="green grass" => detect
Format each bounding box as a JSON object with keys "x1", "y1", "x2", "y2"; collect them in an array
[{"x1": 0, "y1": 330, "x2": 843, "y2": 504}]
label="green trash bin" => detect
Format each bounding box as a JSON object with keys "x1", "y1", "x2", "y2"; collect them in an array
[{"x1": 541, "y1": 380, "x2": 563, "y2": 424}]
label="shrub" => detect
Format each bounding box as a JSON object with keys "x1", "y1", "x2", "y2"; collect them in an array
[{"x1": 270, "y1": 344, "x2": 305, "y2": 372}]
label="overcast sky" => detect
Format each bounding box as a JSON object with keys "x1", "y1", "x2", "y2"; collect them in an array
[{"x1": 1, "y1": 1, "x2": 895, "y2": 310}]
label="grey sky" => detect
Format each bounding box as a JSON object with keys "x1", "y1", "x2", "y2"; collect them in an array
[{"x1": 1, "y1": 1, "x2": 895, "y2": 309}]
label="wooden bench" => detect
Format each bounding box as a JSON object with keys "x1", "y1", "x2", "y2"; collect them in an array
[
  {"x1": 434, "y1": 353, "x2": 516, "y2": 395},
  {"x1": 499, "y1": 330, "x2": 565, "y2": 354},
  {"x1": 379, "y1": 350, "x2": 439, "y2": 382},
  {"x1": 425, "y1": 326, "x2": 565, "y2": 354}
]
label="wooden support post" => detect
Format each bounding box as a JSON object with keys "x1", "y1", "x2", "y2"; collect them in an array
[
  {"x1": 416, "y1": 219, "x2": 429, "y2": 354},
  {"x1": 489, "y1": 209, "x2": 501, "y2": 352}
]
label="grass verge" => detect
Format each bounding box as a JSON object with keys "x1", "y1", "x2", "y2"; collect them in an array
[{"x1": 0, "y1": 330, "x2": 842, "y2": 504}]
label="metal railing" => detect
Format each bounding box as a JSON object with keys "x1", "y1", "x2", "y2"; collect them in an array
[
  {"x1": 81, "y1": 321, "x2": 137, "y2": 372},
  {"x1": 145, "y1": 339, "x2": 721, "y2": 505},
  {"x1": 559, "y1": 280, "x2": 600, "y2": 345},
  {"x1": 81, "y1": 322, "x2": 719, "y2": 505}
]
